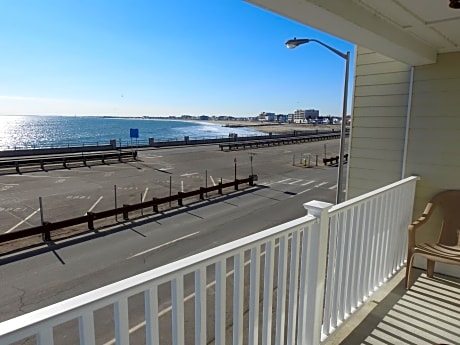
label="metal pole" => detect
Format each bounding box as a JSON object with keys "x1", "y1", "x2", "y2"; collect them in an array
[
  {"x1": 39, "y1": 197, "x2": 44, "y2": 225},
  {"x1": 114, "y1": 185, "x2": 117, "y2": 222},
  {"x1": 205, "y1": 170, "x2": 208, "y2": 197},
  {"x1": 169, "y1": 176, "x2": 172, "y2": 207},
  {"x1": 336, "y1": 51, "x2": 350, "y2": 204},
  {"x1": 234, "y1": 158, "x2": 237, "y2": 181},
  {"x1": 250, "y1": 155, "x2": 253, "y2": 176}
]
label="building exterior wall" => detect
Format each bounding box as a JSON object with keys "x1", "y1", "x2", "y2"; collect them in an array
[
  {"x1": 405, "y1": 52, "x2": 460, "y2": 250},
  {"x1": 347, "y1": 46, "x2": 411, "y2": 198},
  {"x1": 349, "y1": 49, "x2": 460, "y2": 276}
]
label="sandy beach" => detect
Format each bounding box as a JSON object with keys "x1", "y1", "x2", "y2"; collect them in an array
[{"x1": 206, "y1": 120, "x2": 341, "y2": 135}]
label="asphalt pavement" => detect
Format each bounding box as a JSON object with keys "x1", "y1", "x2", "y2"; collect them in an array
[{"x1": 0, "y1": 139, "x2": 343, "y2": 344}]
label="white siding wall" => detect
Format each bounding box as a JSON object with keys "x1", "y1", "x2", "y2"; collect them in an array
[
  {"x1": 406, "y1": 52, "x2": 460, "y2": 249},
  {"x1": 349, "y1": 49, "x2": 460, "y2": 276},
  {"x1": 347, "y1": 47, "x2": 411, "y2": 198}
]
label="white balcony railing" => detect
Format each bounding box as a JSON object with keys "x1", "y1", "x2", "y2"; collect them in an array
[{"x1": 0, "y1": 176, "x2": 419, "y2": 345}]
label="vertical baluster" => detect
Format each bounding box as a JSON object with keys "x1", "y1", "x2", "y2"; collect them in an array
[
  {"x1": 262, "y1": 240, "x2": 275, "y2": 345},
  {"x1": 215, "y1": 260, "x2": 226, "y2": 345},
  {"x1": 287, "y1": 230, "x2": 300, "y2": 345},
  {"x1": 323, "y1": 215, "x2": 338, "y2": 335},
  {"x1": 372, "y1": 195, "x2": 384, "y2": 289},
  {"x1": 114, "y1": 298, "x2": 130, "y2": 345},
  {"x1": 78, "y1": 311, "x2": 96, "y2": 345},
  {"x1": 345, "y1": 207, "x2": 357, "y2": 314},
  {"x1": 275, "y1": 235, "x2": 288, "y2": 345},
  {"x1": 381, "y1": 191, "x2": 392, "y2": 281},
  {"x1": 37, "y1": 327, "x2": 54, "y2": 345},
  {"x1": 332, "y1": 212, "x2": 345, "y2": 328},
  {"x1": 171, "y1": 277, "x2": 184, "y2": 345},
  {"x1": 359, "y1": 200, "x2": 371, "y2": 301},
  {"x1": 195, "y1": 268, "x2": 206, "y2": 345},
  {"x1": 233, "y1": 252, "x2": 244, "y2": 345},
  {"x1": 366, "y1": 198, "x2": 378, "y2": 295},
  {"x1": 248, "y1": 246, "x2": 260, "y2": 345},
  {"x1": 338, "y1": 210, "x2": 350, "y2": 321},
  {"x1": 349, "y1": 204, "x2": 361, "y2": 312},
  {"x1": 387, "y1": 189, "x2": 400, "y2": 274},
  {"x1": 354, "y1": 204, "x2": 365, "y2": 307},
  {"x1": 145, "y1": 286, "x2": 159, "y2": 345},
  {"x1": 296, "y1": 226, "x2": 312, "y2": 345}
]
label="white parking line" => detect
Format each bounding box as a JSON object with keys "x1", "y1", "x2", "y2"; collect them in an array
[
  {"x1": 328, "y1": 185, "x2": 337, "y2": 190},
  {"x1": 209, "y1": 176, "x2": 216, "y2": 186},
  {"x1": 142, "y1": 188, "x2": 149, "y2": 202},
  {"x1": 180, "y1": 172, "x2": 198, "y2": 177},
  {"x1": 86, "y1": 196, "x2": 103, "y2": 214},
  {"x1": 315, "y1": 182, "x2": 328, "y2": 188},
  {"x1": 297, "y1": 188, "x2": 312, "y2": 195},
  {"x1": 6, "y1": 209, "x2": 40, "y2": 233},
  {"x1": 276, "y1": 178, "x2": 292, "y2": 183},
  {"x1": 158, "y1": 167, "x2": 173, "y2": 171},
  {"x1": 288, "y1": 179, "x2": 303, "y2": 185},
  {"x1": 127, "y1": 231, "x2": 200, "y2": 259},
  {"x1": 301, "y1": 180, "x2": 315, "y2": 186}
]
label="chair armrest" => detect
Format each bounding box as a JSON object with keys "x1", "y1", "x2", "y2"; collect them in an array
[{"x1": 408, "y1": 202, "x2": 435, "y2": 248}]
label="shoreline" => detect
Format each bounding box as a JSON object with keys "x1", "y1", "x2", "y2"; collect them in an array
[{"x1": 204, "y1": 120, "x2": 341, "y2": 135}]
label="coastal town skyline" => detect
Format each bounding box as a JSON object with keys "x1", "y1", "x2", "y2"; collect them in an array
[{"x1": 0, "y1": 0, "x2": 355, "y2": 118}]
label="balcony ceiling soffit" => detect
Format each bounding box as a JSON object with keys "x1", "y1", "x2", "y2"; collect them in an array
[{"x1": 246, "y1": 0, "x2": 460, "y2": 65}]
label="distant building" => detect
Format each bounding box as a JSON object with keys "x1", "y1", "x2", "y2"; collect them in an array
[
  {"x1": 258, "y1": 112, "x2": 275, "y2": 121},
  {"x1": 266, "y1": 113, "x2": 276, "y2": 122},
  {"x1": 277, "y1": 114, "x2": 288, "y2": 123},
  {"x1": 199, "y1": 115, "x2": 210, "y2": 120}
]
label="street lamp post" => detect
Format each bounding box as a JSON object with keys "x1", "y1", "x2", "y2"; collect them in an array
[{"x1": 285, "y1": 38, "x2": 350, "y2": 204}]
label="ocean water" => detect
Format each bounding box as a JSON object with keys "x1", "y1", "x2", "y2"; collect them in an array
[{"x1": 0, "y1": 115, "x2": 264, "y2": 149}]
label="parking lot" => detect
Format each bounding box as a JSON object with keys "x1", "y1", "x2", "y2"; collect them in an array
[{"x1": 0, "y1": 139, "x2": 343, "y2": 237}]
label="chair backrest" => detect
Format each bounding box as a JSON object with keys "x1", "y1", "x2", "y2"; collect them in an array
[{"x1": 431, "y1": 190, "x2": 460, "y2": 245}]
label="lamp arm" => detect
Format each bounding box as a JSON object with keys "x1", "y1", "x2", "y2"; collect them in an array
[{"x1": 309, "y1": 39, "x2": 348, "y2": 60}]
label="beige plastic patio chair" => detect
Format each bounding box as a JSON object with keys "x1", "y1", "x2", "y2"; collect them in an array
[{"x1": 405, "y1": 190, "x2": 460, "y2": 289}]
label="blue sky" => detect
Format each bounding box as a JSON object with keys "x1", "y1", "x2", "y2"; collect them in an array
[{"x1": 0, "y1": 0, "x2": 355, "y2": 117}]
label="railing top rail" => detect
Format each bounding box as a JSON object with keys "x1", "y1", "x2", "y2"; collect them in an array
[
  {"x1": 0, "y1": 214, "x2": 317, "y2": 337},
  {"x1": 329, "y1": 175, "x2": 419, "y2": 215}
]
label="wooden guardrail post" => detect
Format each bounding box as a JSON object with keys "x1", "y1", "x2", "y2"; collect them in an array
[
  {"x1": 200, "y1": 187, "x2": 205, "y2": 200},
  {"x1": 63, "y1": 158, "x2": 67, "y2": 169},
  {"x1": 234, "y1": 179, "x2": 239, "y2": 191},
  {"x1": 122, "y1": 205, "x2": 129, "y2": 220},
  {"x1": 152, "y1": 198, "x2": 159, "y2": 213},
  {"x1": 87, "y1": 212, "x2": 95, "y2": 230},
  {"x1": 40, "y1": 159, "x2": 45, "y2": 170},
  {"x1": 178, "y1": 192, "x2": 183, "y2": 206},
  {"x1": 42, "y1": 221, "x2": 51, "y2": 242},
  {"x1": 218, "y1": 182, "x2": 223, "y2": 195},
  {"x1": 15, "y1": 161, "x2": 20, "y2": 174}
]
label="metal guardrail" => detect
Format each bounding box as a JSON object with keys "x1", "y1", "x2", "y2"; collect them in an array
[
  {"x1": 0, "y1": 151, "x2": 136, "y2": 173},
  {"x1": 218, "y1": 133, "x2": 342, "y2": 151},
  {"x1": 0, "y1": 176, "x2": 254, "y2": 245}
]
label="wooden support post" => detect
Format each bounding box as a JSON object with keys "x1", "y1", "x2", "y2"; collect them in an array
[
  {"x1": 152, "y1": 198, "x2": 159, "y2": 213},
  {"x1": 87, "y1": 212, "x2": 95, "y2": 230},
  {"x1": 122, "y1": 205, "x2": 129, "y2": 220},
  {"x1": 42, "y1": 221, "x2": 51, "y2": 242}
]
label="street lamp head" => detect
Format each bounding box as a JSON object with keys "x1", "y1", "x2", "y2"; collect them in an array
[{"x1": 285, "y1": 37, "x2": 310, "y2": 49}]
